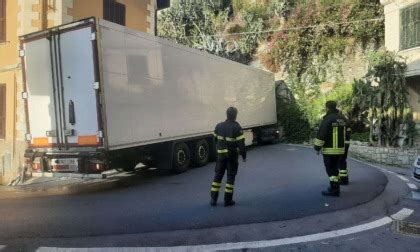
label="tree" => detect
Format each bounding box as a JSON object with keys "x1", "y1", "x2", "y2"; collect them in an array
[{"x1": 353, "y1": 50, "x2": 410, "y2": 147}]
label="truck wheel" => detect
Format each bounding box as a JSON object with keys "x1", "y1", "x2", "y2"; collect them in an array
[
  {"x1": 193, "y1": 139, "x2": 210, "y2": 167},
  {"x1": 172, "y1": 143, "x2": 191, "y2": 173}
]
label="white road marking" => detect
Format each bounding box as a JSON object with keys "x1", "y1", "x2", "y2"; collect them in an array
[
  {"x1": 412, "y1": 191, "x2": 420, "y2": 200},
  {"x1": 390, "y1": 208, "x2": 414, "y2": 221},
  {"x1": 396, "y1": 175, "x2": 409, "y2": 182},
  {"x1": 351, "y1": 159, "x2": 414, "y2": 186},
  {"x1": 351, "y1": 158, "x2": 417, "y2": 191},
  {"x1": 407, "y1": 183, "x2": 418, "y2": 190},
  {"x1": 349, "y1": 158, "x2": 399, "y2": 175},
  {"x1": 36, "y1": 208, "x2": 414, "y2": 252}
]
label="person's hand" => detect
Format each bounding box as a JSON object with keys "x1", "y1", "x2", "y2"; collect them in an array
[{"x1": 242, "y1": 158, "x2": 247, "y2": 162}]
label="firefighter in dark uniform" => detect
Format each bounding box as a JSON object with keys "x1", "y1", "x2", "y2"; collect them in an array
[
  {"x1": 339, "y1": 125, "x2": 351, "y2": 185},
  {"x1": 314, "y1": 101, "x2": 346, "y2": 197},
  {"x1": 210, "y1": 107, "x2": 247, "y2": 207}
]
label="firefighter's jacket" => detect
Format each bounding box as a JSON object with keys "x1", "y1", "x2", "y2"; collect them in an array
[
  {"x1": 314, "y1": 110, "x2": 347, "y2": 155},
  {"x1": 345, "y1": 127, "x2": 351, "y2": 148},
  {"x1": 213, "y1": 120, "x2": 247, "y2": 160}
]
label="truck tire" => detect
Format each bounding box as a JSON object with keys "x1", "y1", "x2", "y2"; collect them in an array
[
  {"x1": 172, "y1": 143, "x2": 191, "y2": 173},
  {"x1": 193, "y1": 139, "x2": 210, "y2": 167}
]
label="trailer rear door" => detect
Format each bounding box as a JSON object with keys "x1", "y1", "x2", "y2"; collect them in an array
[
  {"x1": 21, "y1": 20, "x2": 102, "y2": 149},
  {"x1": 59, "y1": 26, "x2": 101, "y2": 148},
  {"x1": 23, "y1": 36, "x2": 59, "y2": 148}
]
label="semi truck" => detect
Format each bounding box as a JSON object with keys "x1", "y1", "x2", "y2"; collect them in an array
[{"x1": 19, "y1": 18, "x2": 278, "y2": 174}]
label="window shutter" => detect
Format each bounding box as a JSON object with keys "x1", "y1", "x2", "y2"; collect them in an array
[
  {"x1": 0, "y1": 84, "x2": 6, "y2": 139},
  {"x1": 115, "y1": 3, "x2": 120, "y2": 25},
  {"x1": 157, "y1": 0, "x2": 170, "y2": 10},
  {"x1": 119, "y1": 3, "x2": 126, "y2": 26},
  {"x1": 104, "y1": 0, "x2": 111, "y2": 21},
  {"x1": 400, "y1": 4, "x2": 420, "y2": 50},
  {"x1": 103, "y1": 0, "x2": 125, "y2": 26}
]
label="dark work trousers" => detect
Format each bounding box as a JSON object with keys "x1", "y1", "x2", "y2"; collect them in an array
[
  {"x1": 211, "y1": 154, "x2": 239, "y2": 202},
  {"x1": 213, "y1": 155, "x2": 239, "y2": 184},
  {"x1": 323, "y1": 155, "x2": 340, "y2": 187},
  {"x1": 338, "y1": 146, "x2": 349, "y2": 181}
]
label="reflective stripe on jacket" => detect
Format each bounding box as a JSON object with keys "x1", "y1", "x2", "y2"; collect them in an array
[
  {"x1": 314, "y1": 110, "x2": 346, "y2": 155},
  {"x1": 214, "y1": 120, "x2": 246, "y2": 160},
  {"x1": 345, "y1": 127, "x2": 351, "y2": 146}
]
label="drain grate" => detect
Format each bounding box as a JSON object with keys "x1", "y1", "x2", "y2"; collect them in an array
[{"x1": 392, "y1": 220, "x2": 420, "y2": 236}]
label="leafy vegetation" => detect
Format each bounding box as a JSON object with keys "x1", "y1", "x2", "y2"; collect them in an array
[
  {"x1": 158, "y1": 0, "x2": 266, "y2": 64},
  {"x1": 352, "y1": 50, "x2": 410, "y2": 147},
  {"x1": 351, "y1": 132, "x2": 369, "y2": 142},
  {"x1": 157, "y1": 1, "x2": 410, "y2": 144},
  {"x1": 276, "y1": 98, "x2": 312, "y2": 143},
  {"x1": 260, "y1": 0, "x2": 384, "y2": 134},
  {"x1": 262, "y1": 1, "x2": 384, "y2": 72},
  {"x1": 303, "y1": 83, "x2": 353, "y2": 128}
]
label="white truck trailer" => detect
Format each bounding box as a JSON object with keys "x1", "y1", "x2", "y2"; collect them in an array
[{"x1": 19, "y1": 18, "x2": 278, "y2": 174}]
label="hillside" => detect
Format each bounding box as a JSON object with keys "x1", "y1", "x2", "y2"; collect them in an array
[{"x1": 157, "y1": 0, "x2": 385, "y2": 141}]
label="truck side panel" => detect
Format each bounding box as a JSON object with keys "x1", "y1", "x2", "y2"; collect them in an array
[
  {"x1": 100, "y1": 27, "x2": 134, "y2": 147},
  {"x1": 98, "y1": 20, "x2": 277, "y2": 151}
]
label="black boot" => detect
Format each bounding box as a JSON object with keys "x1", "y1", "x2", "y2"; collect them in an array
[
  {"x1": 340, "y1": 176, "x2": 349, "y2": 185},
  {"x1": 224, "y1": 192, "x2": 235, "y2": 207},
  {"x1": 322, "y1": 182, "x2": 340, "y2": 197},
  {"x1": 339, "y1": 169, "x2": 349, "y2": 185},
  {"x1": 210, "y1": 191, "x2": 218, "y2": 206}
]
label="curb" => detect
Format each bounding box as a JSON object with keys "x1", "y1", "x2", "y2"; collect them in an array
[
  {"x1": 31, "y1": 169, "x2": 120, "y2": 179},
  {"x1": 0, "y1": 170, "x2": 127, "y2": 200}
]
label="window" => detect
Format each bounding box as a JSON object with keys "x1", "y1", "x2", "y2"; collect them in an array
[
  {"x1": 401, "y1": 4, "x2": 420, "y2": 50},
  {"x1": 0, "y1": 84, "x2": 5, "y2": 139},
  {"x1": 104, "y1": 0, "x2": 126, "y2": 26},
  {"x1": 157, "y1": 0, "x2": 170, "y2": 10},
  {"x1": 0, "y1": 0, "x2": 6, "y2": 43}
]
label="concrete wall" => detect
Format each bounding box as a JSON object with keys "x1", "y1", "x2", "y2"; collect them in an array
[{"x1": 350, "y1": 142, "x2": 418, "y2": 167}]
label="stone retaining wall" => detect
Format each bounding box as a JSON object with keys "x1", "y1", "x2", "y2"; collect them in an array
[{"x1": 349, "y1": 142, "x2": 419, "y2": 167}]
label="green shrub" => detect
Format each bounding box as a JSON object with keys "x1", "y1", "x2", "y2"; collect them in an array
[
  {"x1": 231, "y1": 0, "x2": 252, "y2": 14},
  {"x1": 297, "y1": 83, "x2": 353, "y2": 128},
  {"x1": 262, "y1": 0, "x2": 384, "y2": 96},
  {"x1": 353, "y1": 50, "x2": 409, "y2": 146},
  {"x1": 241, "y1": 4, "x2": 270, "y2": 21},
  {"x1": 268, "y1": 0, "x2": 294, "y2": 18},
  {"x1": 351, "y1": 132, "x2": 369, "y2": 142},
  {"x1": 277, "y1": 99, "x2": 312, "y2": 143}
]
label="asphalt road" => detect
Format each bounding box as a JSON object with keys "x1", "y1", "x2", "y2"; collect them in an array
[{"x1": 0, "y1": 144, "x2": 387, "y2": 240}]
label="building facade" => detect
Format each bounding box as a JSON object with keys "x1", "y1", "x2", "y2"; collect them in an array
[
  {"x1": 0, "y1": 0, "x2": 157, "y2": 184},
  {"x1": 382, "y1": 0, "x2": 420, "y2": 121}
]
